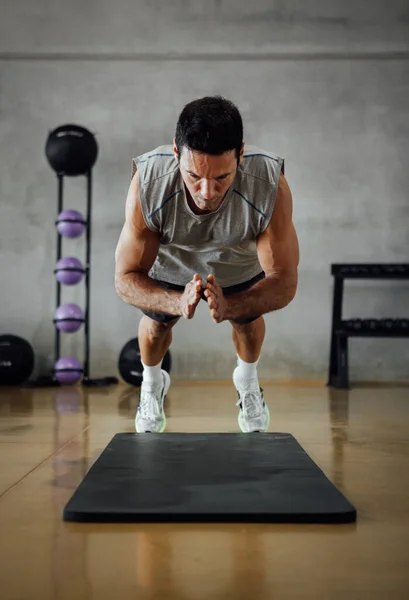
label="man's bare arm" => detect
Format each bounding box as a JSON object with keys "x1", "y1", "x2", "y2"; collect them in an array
[
  {"x1": 114, "y1": 172, "x2": 184, "y2": 315},
  {"x1": 224, "y1": 174, "x2": 299, "y2": 320}
]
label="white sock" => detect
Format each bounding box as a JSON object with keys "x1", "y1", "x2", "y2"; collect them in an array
[
  {"x1": 141, "y1": 360, "x2": 162, "y2": 387},
  {"x1": 235, "y1": 354, "x2": 259, "y2": 386}
]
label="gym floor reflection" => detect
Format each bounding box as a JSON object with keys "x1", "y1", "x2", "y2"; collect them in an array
[{"x1": 0, "y1": 381, "x2": 409, "y2": 599}]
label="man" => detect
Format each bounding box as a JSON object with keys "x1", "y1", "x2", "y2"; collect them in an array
[{"x1": 115, "y1": 96, "x2": 299, "y2": 434}]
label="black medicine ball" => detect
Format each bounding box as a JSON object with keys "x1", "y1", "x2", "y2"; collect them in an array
[
  {"x1": 45, "y1": 124, "x2": 98, "y2": 176},
  {"x1": 0, "y1": 335, "x2": 35, "y2": 385},
  {"x1": 118, "y1": 337, "x2": 172, "y2": 387}
]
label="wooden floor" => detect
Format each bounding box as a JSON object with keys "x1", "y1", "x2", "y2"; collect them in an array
[{"x1": 0, "y1": 380, "x2": 409, "y2": 599}]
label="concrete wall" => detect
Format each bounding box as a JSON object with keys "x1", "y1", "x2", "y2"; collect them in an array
[{"x1": 1, "y1": 1, "x2": 409, "y2": 383}]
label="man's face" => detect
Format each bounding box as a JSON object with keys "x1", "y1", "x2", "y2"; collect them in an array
[{"x1": 174, "y1": 141, "x2": 243, "y2": 213}]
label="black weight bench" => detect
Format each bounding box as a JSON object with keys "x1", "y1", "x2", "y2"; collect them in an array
[{"x1": 328, "y1": 263, "x2": 409, "y2": 389}]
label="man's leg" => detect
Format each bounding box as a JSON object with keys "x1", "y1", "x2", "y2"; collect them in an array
[
  {"x1": 230, "y1": 316, "x2": 270, "y2": 433},
  {"x1": 136, "y1": 314, "x2": 179, "y2": 433},
  {"x1": 230, "y1": 316, "x2": 265, "y2": 364},
  {"x1": 138, "y1": 314, "x2": 178, "y2": 367}
]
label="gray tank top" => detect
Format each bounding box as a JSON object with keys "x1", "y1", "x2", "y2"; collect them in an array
[{"x1": 132, "y1": 144, "x2": 284, "y2": 287}]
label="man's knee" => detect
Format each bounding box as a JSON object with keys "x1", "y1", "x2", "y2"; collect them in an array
[
  {"x1": 141, "y1": 315, "x2": 179, "y2": 339},
  {"x1": 229, "y1": 316, "x2": 264, "y2": 333}
]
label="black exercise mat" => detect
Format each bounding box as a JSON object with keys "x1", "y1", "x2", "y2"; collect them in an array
[{"x1": 63, "y1": 433, "x2": 357, "y2": 523}]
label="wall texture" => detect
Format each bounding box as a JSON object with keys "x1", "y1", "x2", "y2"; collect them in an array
[{"x1": 1, "y1": 1, "x2": 409, "y2": 382}]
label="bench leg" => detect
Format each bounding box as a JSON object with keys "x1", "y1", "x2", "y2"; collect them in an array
[
  {"x1": 328, "y1": 333, "x2": 338, "y2": 386},
  {"x1": 337, "y1": 335, "x2": 349, "y2": 389}
]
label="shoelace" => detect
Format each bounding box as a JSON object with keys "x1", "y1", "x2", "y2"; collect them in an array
[
  {"x1": 139, "y1": 390, "x2": 162, "y2": 420},
  {"x1": 236, "y1": 390, "x2": 262, "y2": 419}
]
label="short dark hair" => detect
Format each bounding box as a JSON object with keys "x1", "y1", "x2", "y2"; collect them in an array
[{"x1": 175, "y1": 95, "x2": 243, "y2": 161}]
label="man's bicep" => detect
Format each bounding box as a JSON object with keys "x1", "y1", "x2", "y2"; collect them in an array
[
  {"x1": 115, "y1": 172, "x2": 160, "y2": 277},
  {"x1": 115, "y1": 220, "x2": 160, "y2": 277},
  {"x1": 256, "y1": 175, "x2": 299, "y2": 275},
  {"x1": 257, "y1": 221, "x2": 299, "y2": 276}
]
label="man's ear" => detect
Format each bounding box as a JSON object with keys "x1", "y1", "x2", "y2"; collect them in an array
[
  {"x1": 173, "y1": 138, "x2": 179, "y2": 161},
  {"x1": 239, "y1": 142, "x2": 245, "y2": 165}
]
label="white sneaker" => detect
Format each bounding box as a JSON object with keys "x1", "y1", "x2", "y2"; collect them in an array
[
  {"x1": 135, "y1": 369, "x2": 171, "y2": 433},
  {"x1": 233, "y1": 367, "x2": 270, "y2": 433}
]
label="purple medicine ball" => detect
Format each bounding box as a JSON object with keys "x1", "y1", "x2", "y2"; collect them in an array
[
  {"x1": 54, "y1": 303, "x2": 84, "y2": 333},
  {"x1": 54, "y1": 356, "x2": 83, "y2": 385},
  {"x1": 57, "y1": 209, "x2": 86, "y2": 238},
  {"x1": 55, "y1": 256, "x2": 84, "y2": 285}
]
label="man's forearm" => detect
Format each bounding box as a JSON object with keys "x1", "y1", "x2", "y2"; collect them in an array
[
  {"x1": 224, "y1": 271, "x2": 297, "y2": 320},
  {"x1": 115, "y1": 272, "x2": 182, "y2": 315}
]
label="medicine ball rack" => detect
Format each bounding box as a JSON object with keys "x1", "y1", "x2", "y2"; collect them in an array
[
  {"x1": 26, "y1": 124, "x2": 118, "y2": 387},
  {"x1": 327, "y1": 263, "x2": 409, "y2": 389},
  {"x1": 55, "y1": 171, "x2": 115, "y2": 386},
  {"x1": 56, "y1": 152, "x2": 119, "y2": 385}
]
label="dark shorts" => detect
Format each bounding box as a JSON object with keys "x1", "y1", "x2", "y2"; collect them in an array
[{"x1": 141, "y1": 272, "x2": 265, "y2": 324}]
